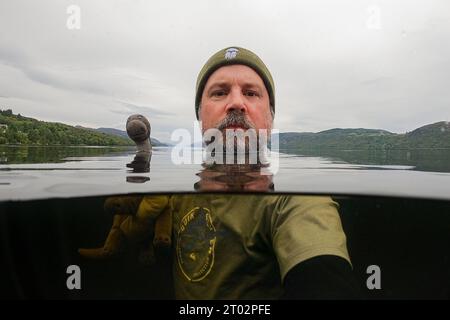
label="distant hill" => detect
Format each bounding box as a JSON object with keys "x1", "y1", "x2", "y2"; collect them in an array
[
  {"x1": 1, "y1": 108, "x2": 448, "y2": 149},
  {"x1": 0, "y1": 109, "x2": 132, "y2": 146},
  {"x1": 94, "y1": 127, "x2": 128, "y2": 138},
  {"x1": 95, "y1": 127, "x2": 167, "y2": 146},
  {"x1": 317, "y1": 128, "x2": 393, "y2": 136},
  {"x1": 276, "y1": 122, "x2": 450, "y2": 150},
  {"x1": 0, "y1": 109, "x2": 167, "y2": 146},
  {"x1": 404, "y1": 121, "x2": 450, "y2": 148}
]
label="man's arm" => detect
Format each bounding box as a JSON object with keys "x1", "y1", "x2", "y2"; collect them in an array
[{"x1": 282, "y1": 255, "x2": 363, "y2": 299}]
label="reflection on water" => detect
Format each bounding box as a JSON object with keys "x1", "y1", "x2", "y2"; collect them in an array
[
  {"x1": 2, "y1": 145, "x2": 450, "y2": 173},
  {"x1": 1, "y1": 146, "x2": 450, "y2": 201},
  {"x1": 126, "y1": 151, "x2": 151, "y2": 173},
  {"x1": 282, "y1": 148, "x2": 450, "y2": 173},
  {"x1": 126, "y1": 149, "x2": 152, "y2": 183},
  {"x1": 0, "y1": 145, "x2": 134, "y2": 164},
  {"x1": 194, "y1": 163, "x2": 274, "y2": 192}
]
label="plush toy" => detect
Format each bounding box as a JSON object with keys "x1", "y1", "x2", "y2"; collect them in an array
[
  {"x1": 78, "y1": 195, "x2": 172, "y2": 262},
  {"x1": 125, "y1": 114, "x2": 152, "y2": 172},
  {"x1": 78, "y1": 114, "x2": 172, "y2": 264}
]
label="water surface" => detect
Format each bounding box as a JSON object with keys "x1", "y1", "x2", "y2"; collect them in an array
[{"x1": 1, "y1": 145, "x2": 450, "y2": 201}]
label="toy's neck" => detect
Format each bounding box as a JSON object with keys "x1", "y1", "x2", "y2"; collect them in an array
[{"x1": 136, "y1": 139, "x2": 151, "y2": 153}]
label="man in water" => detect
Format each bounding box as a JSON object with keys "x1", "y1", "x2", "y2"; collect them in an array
[{"x1": 81, "y1": 47, "x2": 360, "y2": 299}]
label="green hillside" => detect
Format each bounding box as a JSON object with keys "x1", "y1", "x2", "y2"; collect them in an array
[
  {"x1": 1, "y1": 108, "x2": 448, "y2": 149},
  {"x1": 0, "y1": 109, "x2": 133, "y2": 146},
  {"x1": 277, "y1": 122, "x2": 450, "y2": 150}
]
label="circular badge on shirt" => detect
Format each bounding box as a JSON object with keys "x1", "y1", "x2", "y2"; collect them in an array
[{"x1": 176, "y1": 206, "x2": 216, "y2": 282}]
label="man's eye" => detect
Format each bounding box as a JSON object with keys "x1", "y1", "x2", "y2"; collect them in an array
[
  {"x1": 244, "y1": 90, "x2": 259, "y2": 97},
  {"x1": 212, "y1": 90, "x2": 226, "y2": 97}
]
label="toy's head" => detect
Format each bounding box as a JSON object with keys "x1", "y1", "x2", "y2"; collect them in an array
[{"x1": 126, "y1": 114, "x2": 151, "y2": 143}]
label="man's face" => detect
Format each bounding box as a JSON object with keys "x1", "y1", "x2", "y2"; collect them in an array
[{"x1": 199, "y1": 64, "x2": 273, "y2": 134}]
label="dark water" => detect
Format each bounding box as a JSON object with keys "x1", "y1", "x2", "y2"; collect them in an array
[
  {"x1": 281, "y1": 148, "x2": 450, "y2": 173},
  {"x1": 1, "y1": 194, "x2": 449, "y2": 299},
  {"x1": 0, "y1": 145, "x2": 134, "y2": 164},
  {"x1": 1, "y1": 146, "x2": 450, "y2": 299}
]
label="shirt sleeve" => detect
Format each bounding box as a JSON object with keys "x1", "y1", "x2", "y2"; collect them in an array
[{"x1": 270, "y1": 195, "x2": 351, "y2": 281}]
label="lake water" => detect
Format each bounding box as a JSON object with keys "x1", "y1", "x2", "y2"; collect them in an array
[
  {"x1": 1, "y1": 145, "x2": 450, "y2": 299},
  {"x1": 1, "y1": 145, "x2": 450, "y2": 201}
]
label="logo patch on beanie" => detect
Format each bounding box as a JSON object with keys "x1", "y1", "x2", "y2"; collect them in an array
[{"x1": 224, "y1": 48, "x2": 239, "y2": 60}]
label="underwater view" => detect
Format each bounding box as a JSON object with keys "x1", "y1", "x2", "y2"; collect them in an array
[{"x1": 1, "y1": 146, "x2": 449, "y2": 299}]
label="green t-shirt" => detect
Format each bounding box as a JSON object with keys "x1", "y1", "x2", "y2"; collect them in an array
[{"x1": 171, "y1": 194, "x2": 350, "y2": 299}]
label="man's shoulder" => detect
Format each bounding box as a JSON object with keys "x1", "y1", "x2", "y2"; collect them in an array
[{"x1": 273, "y1": 194, "x2": 338, "y2": 211}]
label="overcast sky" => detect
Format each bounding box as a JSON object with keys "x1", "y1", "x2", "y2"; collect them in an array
[{"x1": 0, "y1": 0, "x2": 449, "y2": 142}]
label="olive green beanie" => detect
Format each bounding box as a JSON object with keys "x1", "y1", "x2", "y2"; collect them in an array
[{"x1": 195, "y1": 46, "x2": 275, "y2": 120}]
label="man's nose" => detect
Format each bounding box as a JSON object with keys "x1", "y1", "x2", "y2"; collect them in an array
[{"x1": 225, "y1": 88, "x2": 247, "y2": 114}]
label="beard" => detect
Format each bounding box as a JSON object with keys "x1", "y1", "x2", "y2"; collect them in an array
[
  {"x1": 203, "y1": 110, "x2": 271, "y2": 165},
  {"x1": 217, "y1": 110, "x2": 252, "y2": 155}
]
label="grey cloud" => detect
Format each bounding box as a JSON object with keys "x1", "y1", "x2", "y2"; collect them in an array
[
  {"x1": 0, "y1": 0, "x2": 449, "y2": 137},
  {"x1": 0, "y1": 46, "x2": 109, "y2": 95},
  {"x1": 0, "y1": 47, "x2": 29, "y2": 66},
  {"x1": 360, "y1": 77, "x2": 392, "y2": 86},
  {"x1": 22, "y1": 67, "x2": 109, "y2": 95},
  {"x1": 111, "y1": 101, "x2": 174, "y2": 118}
]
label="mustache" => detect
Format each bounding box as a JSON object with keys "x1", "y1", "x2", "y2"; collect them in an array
[{"x1": 216, "y1": 110, "x2": 255, "y2": 131}]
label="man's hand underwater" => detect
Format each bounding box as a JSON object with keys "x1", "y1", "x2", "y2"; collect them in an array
[{"x1": 78, "y1": 195, "x2": 172, "y2": 265}]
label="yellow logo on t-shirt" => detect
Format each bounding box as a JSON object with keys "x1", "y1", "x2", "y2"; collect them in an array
[{"x1": 176, "y1": 207, "x2": 216, "y2": 282}]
